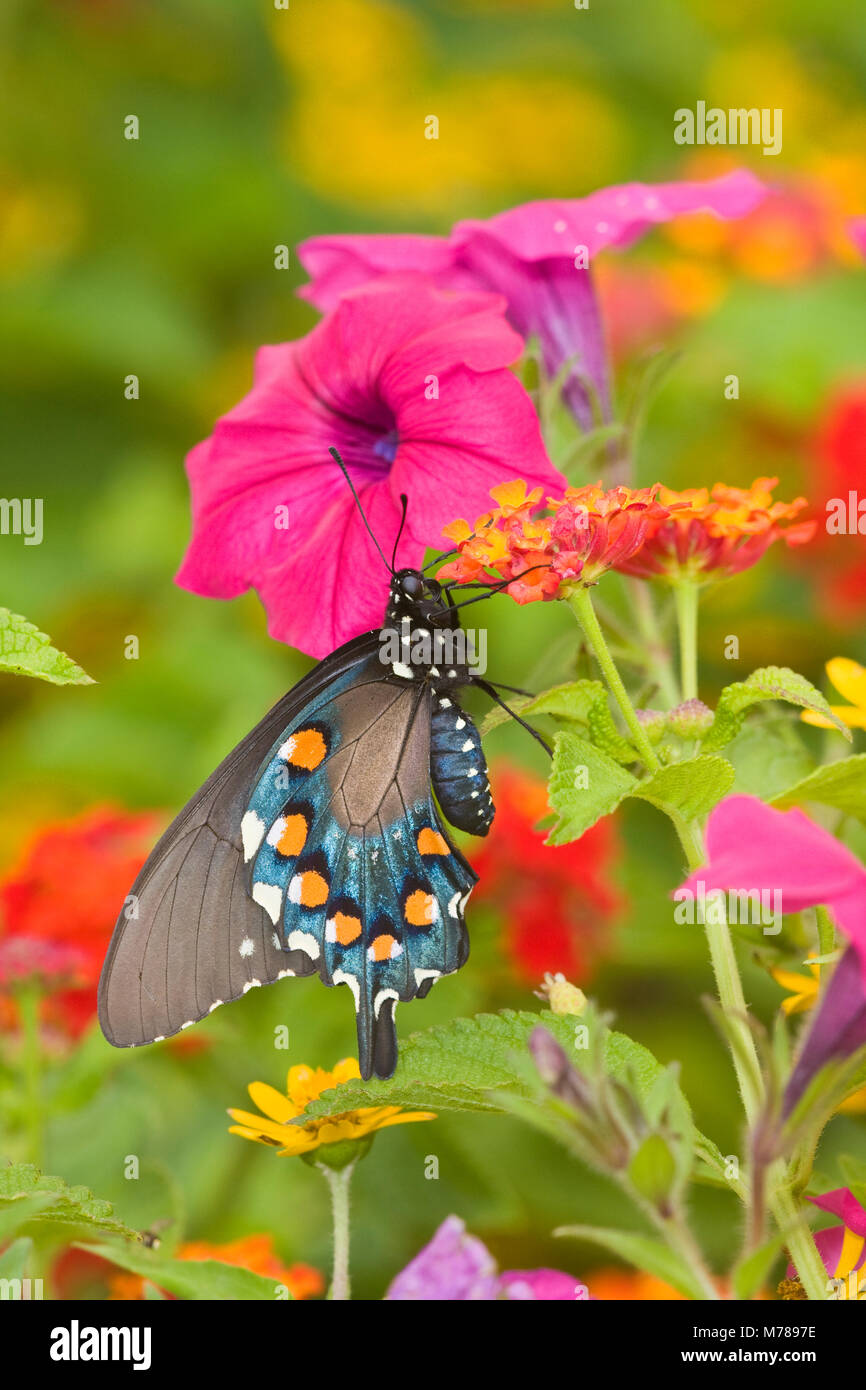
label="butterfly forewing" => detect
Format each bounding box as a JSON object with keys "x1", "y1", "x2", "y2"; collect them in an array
[{"x1": 97, "y1": 635, "x2": 380, "y2": 1048}]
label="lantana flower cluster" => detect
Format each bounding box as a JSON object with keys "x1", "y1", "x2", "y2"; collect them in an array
[{"x1": 438, "y1": 475, "x2": 814, "y2": 603}]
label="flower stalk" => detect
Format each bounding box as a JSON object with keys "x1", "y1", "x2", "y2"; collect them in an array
[
  {"x1": 568, "y1": 587, "x2": 662, "y2": 772},
  {"x1": 319, "y1": 1161, "x2": 355, "y2": 1301}
]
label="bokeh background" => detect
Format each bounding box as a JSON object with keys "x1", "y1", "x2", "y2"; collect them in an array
[{"x1": 1, "y1": 0, "x2": 865, "y2": 1298}]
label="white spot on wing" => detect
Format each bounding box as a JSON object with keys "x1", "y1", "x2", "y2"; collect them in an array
[
  {"x1": 392, "y1": 661, "x2": 413, "y2": 679},
  {"x1": 253, "y1": 882, "x2": 283, "y2": 924},
  {"x1": 241, "y1": 811, "x2": 266, "y2": 862},
  {"x1": 374, "y1": 987, "x2": 399, "y2": 1018},
  {"x1": 414, "y1": 967, "x2": 441, "y2": 987},
  {"x1": 288, "y1": 929, "x2": 320, "y2": 960},
  {"x1": 239, "y1": 937, "x2": 255, "y2": 958},
  {"x1": 333, "y1": 969, "x2": 360, "y2": 1007}
]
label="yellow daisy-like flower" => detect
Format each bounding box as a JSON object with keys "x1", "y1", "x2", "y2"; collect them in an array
[
  {"x1": 228, "y1": 1058, "x2": 435, "y2": 1160},
  {"x1": 770, "y1": 956, "x2": 821, "y2": 1015},
  {"x1": 801, "y1": 658, "x2": 866, "y2": 732}
]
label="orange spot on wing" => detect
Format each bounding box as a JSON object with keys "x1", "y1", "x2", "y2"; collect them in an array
[
  {"x1": 331, "y1": 911, "x2": 361, "y2": 945},
  {"x1": 417, "y1": 827, "x2": 450, "y2": 856},
  {"x1": 300, "y1": 871, "x2": 329, "y2": 907},
  {"x1": 370, "y1": 933, "x2": 399, "y2": 962},
  {"x1": 276, "y1": 814, "x2": 308, "y2": 857},
  {"x1": 287, "y1": 729, "x2": 327, "y2": 770},
  {"x1": 405, "y1": 890, "x2": 435, "y2": 926}
]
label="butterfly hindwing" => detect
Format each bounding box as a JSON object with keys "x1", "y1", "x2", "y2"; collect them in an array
[
  {"x1": 242, "y1": 666, "x2": 477, "y2": 1078},
  {"x1": 97, "y1": 634, "x2": 380, "y2": 1048}
]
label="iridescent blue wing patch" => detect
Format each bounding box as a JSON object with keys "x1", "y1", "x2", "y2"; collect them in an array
[{"x1": 242, "y1": 656, "x2": 477, "y2": 1078}]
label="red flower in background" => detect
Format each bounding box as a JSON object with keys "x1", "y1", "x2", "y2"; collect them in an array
[
  {"x1": 470, "y1": 765, "x2": 622, "y2": 983},
  {"x1": 0, "y1": 807, "x2": 158, "y2": 1037},
  {"x1": 809, "y1": 381, "x2": 866, "y2": 623}
]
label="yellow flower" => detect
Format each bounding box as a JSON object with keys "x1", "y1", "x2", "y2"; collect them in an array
[
  {"x1": 228, "y1": 1058, "x2": 435, "y2": 1158},
  {"x1": 770, "y1": 956, "x2": 821, "y2": 1015},
  {"x1": 801, "y1": 658, "x2": 866, "y2": 732}
]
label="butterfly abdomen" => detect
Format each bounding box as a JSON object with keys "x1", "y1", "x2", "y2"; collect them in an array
[{"x1": 430, "y1": 696, "x2": 494, "y2": 836}]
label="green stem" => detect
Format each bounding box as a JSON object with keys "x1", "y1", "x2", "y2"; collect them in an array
[
  {"x1": 657, "y1": 1210, "x2": 721, "y2": 1301},
  {"x1": 319, "y1": 1162, "x2": 355, "y2": 1300},
  {"x1": 568, "y1": 580, "x2": 828, "y2": 1298},
  {"x1": 771, "y1": 1178, "x2": 829, "y2": 1302},
  {"x1": 568, "y1": 588, "x2": 661, "y2": 772},
  {"x1": 17, "y1": 985, "x2": 44, "y2": 1167},
  {"x1": 627, "y1": 578, "x2": 680, "y2": 708},
  {"x1": 674, "y1": 579, "x2": 699, "y2": 702}
]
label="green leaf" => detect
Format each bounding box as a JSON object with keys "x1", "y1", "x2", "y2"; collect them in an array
[
  {"x1": 0, "y1": 1163, "x2": 137, "y2": 1239},
  {"x1": 554, "y1": 1224, "x2": 705, "y2": 1300},
  {"x1": 0, "y1": 608, "x2": 94, "y2": 685},
  {"x1": 628, "y1": 1133, "x2": 680, "y2": 1209},
  {"x1": 483, "y1": 679, "x2": 635, "y2": 762},
  {"x1": 631, "y1": 755, "x2": 736, "y2": 822},
  {"x1": 304, "y1": 1009, "x2": 692, "y2": 1134},
  {"x1": 770, "y1": 755, "x2": 866, "y2": 823},
  {"x1": 732, "y1": 1232, "x2": 790, "y2": 1301},
  {"x1": 0, "y1": 1238, "x2": 33, "y2": 1281},
  {"x1": 546, "y1": 731, "x2": 637, "y2": 845},
  {"x1": 0, "y1": 1192, "x2": 61, "y2": 1242},
  {"x1": 726, "y1": 721, "x2": 816, "y2": 800},
  {"x1": 703, "y1": 667, "x2": 849, "y2": 751},
  {"x1": 75, "y1": 1241, "x2": 289, "y2": 1301}
]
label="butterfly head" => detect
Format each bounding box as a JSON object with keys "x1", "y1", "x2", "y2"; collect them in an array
[{"x1": 384, "y1": 569, "x2": 454, "y2": 630}]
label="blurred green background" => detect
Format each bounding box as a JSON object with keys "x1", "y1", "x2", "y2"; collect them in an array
[{"x1": 1, "y1": 0, "x2": 865, "y2": 1297}]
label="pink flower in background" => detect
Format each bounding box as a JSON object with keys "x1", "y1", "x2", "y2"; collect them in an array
[
  {"x1": 176, "y1": 277, "x2": 562, "y2": 658},
  {"x1": 385, "y1": 1215, "x2": 585, "y2": 1301},
  {"x1": 299, "y1": 171, "x2": 767, "y2": 428},
  {"x1": 677, "y1": 795, "x2": 866, "y2": 977},
  {"x1": 848, "y1": 217, "x2": 866, "y2": 258},
  {"x1": 787, "y1": 1188, "x2": 866, "y2": 1295}
]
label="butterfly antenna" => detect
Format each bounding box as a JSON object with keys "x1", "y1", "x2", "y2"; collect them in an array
[
  {"x1": 328, "y1": 446, "x2": 393, "y2": 574},
  {"x1": 391, "y1": 493, "x2": 409, "y2": 571}
]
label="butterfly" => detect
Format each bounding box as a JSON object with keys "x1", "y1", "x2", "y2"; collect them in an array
[{"x1": 98, "y1": 450, "x2": 549, "y2": 1079}]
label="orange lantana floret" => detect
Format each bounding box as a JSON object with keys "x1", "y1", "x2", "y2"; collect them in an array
[
  {"x1": 439, "y1": 480, "x2": 670, "y2": 603},
  {"x1": 618, "y1": 477, "x2": 815, "y2": 582}
]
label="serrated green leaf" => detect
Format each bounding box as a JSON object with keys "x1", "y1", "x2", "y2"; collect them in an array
[
  {"x1": 0, "y1": 608, "x2": 94, "y2": 685},
  {"x1": 630, "y1": 755, "x2": 735, "y2": 822},
  {"x1": 0, "y1": 1163, "x2": 137, "y2": 1239},
  {"x1": 76, "y1": 1241, "x2": 288, "y2": 1301},
  {"x1": 482, "y1": 679, "x2": 636, "y2": 761},
  {"x1": 304, "y1": 1008, "x2": 692, "y2": 1136},
  {"x1": 771, "y1": 755, "x2": 866, "y2": 823},
  {"x1": 546, "y1": 731, "x2": 637, "y2": 845},
  {"x1": 726, "y1": 722, "x2": 816, "y2": 799},
  {"x1": 703, "y1": 667, "x2": 849, "y2": 752},
  {"x1": 554, "y1": 1224, "x2": 705, "y2": 1300}
]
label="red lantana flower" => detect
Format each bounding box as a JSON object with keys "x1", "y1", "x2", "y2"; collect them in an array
[
  {"x1": 0, "y1": 807, "x2": 158, "y2": 1036},
  {"x1": 469, "y1": 765, "x2": 622, "y2": 983},
  {"x1": 808, "y1": 381, "x2": 866, "y2": 623},
  {"x1": 617, "y1": 477, "x2": 815, "y2": 582},
  {"x1": 439, "y1": 480, "x2": 669, "y2": 602}
]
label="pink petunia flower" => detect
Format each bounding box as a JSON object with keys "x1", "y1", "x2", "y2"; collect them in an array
[
  {"x1": 848, "y1": 217, "x2": 866, "y2": 258},
  {"x1": 298, "y1": 172, "x2": 767, "y2": 428},
  {"x1": 676, "y1": 795, "x2": 866, "y2": 976},
  {"x1": 176, "y1": 277, "x2": 562, "y2": 658},
  {"x1": 787, "y1": 1188, "x2": 866, "y2": 1297},
  {"x1": 385, "y1": 1215, "x2": 586, "y2": 1301}
]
